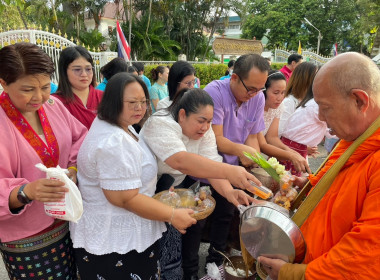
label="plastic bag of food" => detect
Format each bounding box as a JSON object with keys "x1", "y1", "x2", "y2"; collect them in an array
[
  {"x1": 179, "y1": 189, "x2": 197, "y2": 208},
  {"x1": 198, "y1": 186, "x2": 211, "y2": 200},
  {"x1": 272, "y1": 171, "x2": 298, "y2": 210},
  {"x1": 35, "y1": 163, "x2": 83, "y2": 223},
  {"x1": 160, "y1": 188, "x2": 181, "y2": 208}
]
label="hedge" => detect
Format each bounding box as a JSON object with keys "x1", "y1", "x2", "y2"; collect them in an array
[{"x1": 143, "y1": 62, "x2": 286, "y2": 87}]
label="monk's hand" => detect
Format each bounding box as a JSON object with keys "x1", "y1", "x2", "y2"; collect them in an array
[
  {"x1": 292, "y1": 176, "x2": 309, "y2": 188},
  {"x1": 258, "y1": 256, "x2": 287, "y2": 280}
]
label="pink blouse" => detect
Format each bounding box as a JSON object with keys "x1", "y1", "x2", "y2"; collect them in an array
[{"x1": 0, "y1": 96, "x2": 87, "y2": 242}]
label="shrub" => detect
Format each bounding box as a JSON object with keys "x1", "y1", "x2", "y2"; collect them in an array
[
  {"x1": 271, "y1": 62, "x2": 286, "y2": 70},
  {"x1": 142, "y1": 62, "x2": 286, "y2": 87},
  {"x1": 142, "y1": 63, "x2": 228, "y2": 87}
]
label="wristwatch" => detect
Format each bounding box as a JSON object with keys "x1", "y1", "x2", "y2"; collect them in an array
[{"x1": 17, "y1": 184, "x2": 32, "y2": 204}]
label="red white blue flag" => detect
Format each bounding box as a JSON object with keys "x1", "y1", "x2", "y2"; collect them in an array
[
  {"x1": 116, "y1": 20, "x2": 131, "y2": 61},
  {"x1": 333, "y1": 43, "x2": 338, "y2": 56}
]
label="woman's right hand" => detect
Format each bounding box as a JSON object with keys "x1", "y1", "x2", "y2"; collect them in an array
[
  {"x1": 289, "y1": 151, "x2": 311, "y2": 174},
  {"x1": 225, "y1": 165, "x2": 262, "y2": 192},
  {"x1": 24, "y1": 179, "x2": 68, "y2": 202},
  {"x1": 171, "y1": 208, "x2": 197, "y2": 234}
]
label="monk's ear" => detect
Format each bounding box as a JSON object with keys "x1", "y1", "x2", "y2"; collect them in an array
[{"x1": 350, "y1": 89, "x2": 369, "y2": 113}]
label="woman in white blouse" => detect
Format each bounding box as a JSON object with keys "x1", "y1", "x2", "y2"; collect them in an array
[
  {"x1": 141, "y1": 88, "x2": 257, "y2": 280},
  {"x1": 258, "y1": 71, "x2": 310, "y2": 174},
  {"x1": 70, "y1": 73, "x2": 196, "y2": 280},
  {"x1": 280, "y1": 83, "x2": 334, "y2": 176}
]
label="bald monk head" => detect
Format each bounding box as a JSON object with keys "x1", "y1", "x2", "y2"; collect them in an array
[{"x1": 313, "y1": 52, "x2": 380, "y2": 142}]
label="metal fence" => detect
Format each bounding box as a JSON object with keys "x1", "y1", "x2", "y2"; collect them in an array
[{"x1": 0, "y1": 27, "x2": 118, "y2": 83}]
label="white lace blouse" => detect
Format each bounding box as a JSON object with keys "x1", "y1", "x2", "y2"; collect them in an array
[
  {"x1": 70, "y1": 117, "x2": 166, "y2": 255},
  {"x1": 263, "y1": 103, "x2": 283, "y2": 136},
  {"x1": 141, "y1": 111, "x2": 223, "y2": 187}
]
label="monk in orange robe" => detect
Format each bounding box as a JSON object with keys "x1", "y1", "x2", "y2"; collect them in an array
[{"x1": 259, "y1": 52, "x2": 380, "y2": 279}]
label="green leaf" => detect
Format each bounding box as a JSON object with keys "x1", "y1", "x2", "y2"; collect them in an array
[{"x1": 244, "y1": 151, "x2": 280, "y2": 182}]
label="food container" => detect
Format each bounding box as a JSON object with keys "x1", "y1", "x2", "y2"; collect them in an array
[
  {"x1": 153, "y1": 188, "x2": 215, "y2": 220},
  {"x1": 251, "y1": 167, "x2": 280, "y2": 194},
  {"x1": 223, "y1": 255, "x2": 256, "y2": 280},
  {"x1": 238, "y1": 201, "x2": 306, "y2": 279}
]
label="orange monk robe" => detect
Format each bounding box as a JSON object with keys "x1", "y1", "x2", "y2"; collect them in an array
[{"x1": 297, "y1": 128, "x2": 380, "y2": 279}]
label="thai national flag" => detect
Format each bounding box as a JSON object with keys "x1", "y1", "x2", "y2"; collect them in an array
[
  {"x1": 116, "y1": 20, "x2": 131, "y2": 61},
  {"x1": 333, "y1": 43, "x2": 338, "y2": 56}
]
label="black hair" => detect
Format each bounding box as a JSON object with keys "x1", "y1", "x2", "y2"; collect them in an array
[
  {"x1": 228, "y1": 60, "x2": 235, "y2": 68},
  {"x1": 98, "y1": 72, "x2": 149, "y2": 126},
  {"x1": 233, "y1": 54, "x2": 271, "y2": 80},
  {"x1": 167, "y1": 61, "x2": 195, "y2": 100},
  {"x1": 132, "y1": 62, "x2": 144, "y2": 73},
  {"x1": 127, "y1": 66, "x2": 138, "y2": 74},
  {"x1": 0, "y1": 42, "x2": 55, "y2": 85},
  {"x1": 168, "y1": 88, "x2": 214, "y2": 122},
  {"x1": 263, "y1": 70, "x2": 286, "y2": 98},
  {"x1": 288, "y1": 54, "x2": 303, "y2": 65},
  {"x1": 100, "y1": 57, "x2": 128, "y2": 80},
  {"x1": 151, "y1": 66, "x2": 168, "y2": 82},
  {"x1": 56, "y1": 46, "x2": 97, "y2": 102}
]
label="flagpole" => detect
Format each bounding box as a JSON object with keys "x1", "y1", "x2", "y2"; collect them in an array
[{"x1": 128, "y1": 0, "x2": 133, "y2": 64}]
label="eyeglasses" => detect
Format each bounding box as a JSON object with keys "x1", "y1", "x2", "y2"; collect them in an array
[
  {"x1": 237, "y1": 74, "x2": 265, "y2": 95},
  {"x1": 178, "y1": 79, "x2": 196, "y2": 87},
  {"x1": 70, "y1": 67, "x2": 94, "y2": 76},
  {"x1": 123, "y1": 99, "x2": 149, "y2": 110}
]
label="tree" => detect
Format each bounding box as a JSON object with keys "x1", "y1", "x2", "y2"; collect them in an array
[
  {"x1": 85, "y1": 0, "x2": 108, "y2": 30},
  {"x1": 241, "y1": 0, "x2": 369, "y2": 55}
]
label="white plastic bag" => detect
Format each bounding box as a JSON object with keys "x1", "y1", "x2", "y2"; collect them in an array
[{"x1": 35, "y1": 163, "x2": 83, "y2": 223}]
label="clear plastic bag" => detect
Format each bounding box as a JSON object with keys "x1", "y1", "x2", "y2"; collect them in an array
[{"x1": 35, "y1": 163, "x2": 83, "y2": 223}]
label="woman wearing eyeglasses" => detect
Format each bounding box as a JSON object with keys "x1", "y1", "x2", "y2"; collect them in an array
[
  {"x1": 70, "y1": 73, "x2": 196, "y2": 279},
  {"x1": 156, "y1": 61, "x2": 197, "y2": 110},
  {"x1": 55, "y1": 46, "x2": 103, "y2": 130}
]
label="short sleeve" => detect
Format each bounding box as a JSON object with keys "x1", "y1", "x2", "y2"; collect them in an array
[
  {"x1": 205, "y1": 82, "x2": 224, "y2": 125},
  {"x1": 279, "y1": 97, "x2": 297, "y2": 136},
  {"x1": 142, "y1": 114, "x2": 187, "y2": 162},
  {"x1": 198, "y1": 127, "x2": 222, "y2": 162},
  {"x1": 150, "y1": 85, "x2": 159, "y2": 100},
  {"x1": 249, "y1": 93, "x2": 265, "y2": 135},
  {"x1": 95, "y1": 133, "x2": 142, "y2": 191}
]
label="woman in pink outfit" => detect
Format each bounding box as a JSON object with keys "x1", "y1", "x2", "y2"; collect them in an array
[{"x1": 0, "y1": 43, "x2": 87, "y2": 280}]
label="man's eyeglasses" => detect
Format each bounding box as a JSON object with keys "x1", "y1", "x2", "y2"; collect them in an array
[
  {"x1": 178, "y1": 79, "x2": 196, "y2": 87},
  {"x1": 237, "y1": 74, "x2": 265, "y2": 95},
  {"x1": 123, "y1": 99, "x2": 149, "y2": 110},
  {"x1": 70, "y1": 67, "x2": 94, "y2": 76}
]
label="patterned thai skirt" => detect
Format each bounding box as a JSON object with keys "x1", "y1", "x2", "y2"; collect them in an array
[{"x1": 0, "y1": 221, "x2": 77, "y2": 280}]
